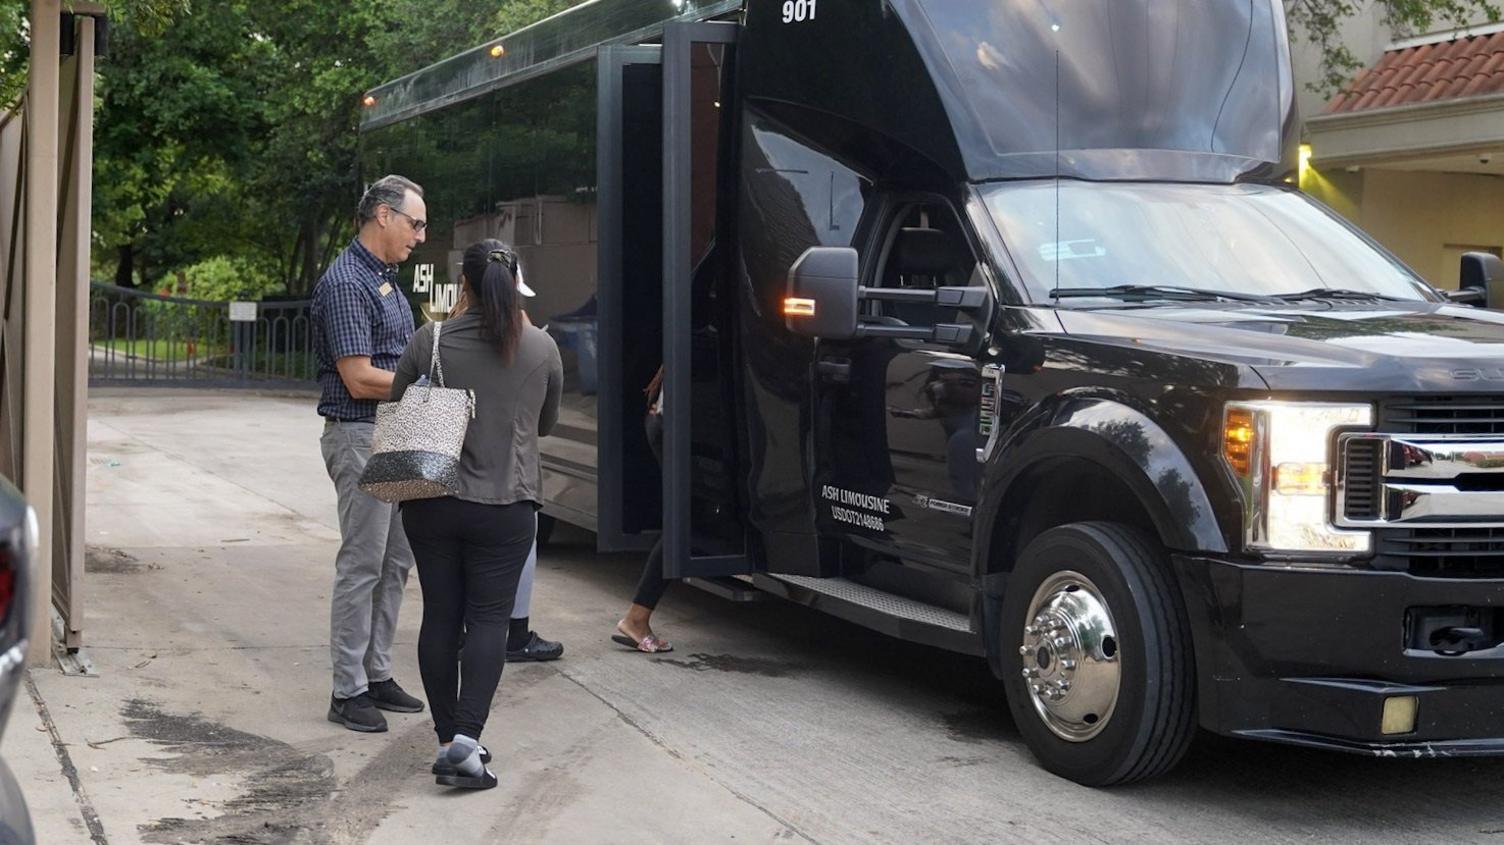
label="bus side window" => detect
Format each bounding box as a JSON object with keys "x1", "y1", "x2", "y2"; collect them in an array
[{"x1": 874, "y1": 203, "x2": 976, "y2": 327}]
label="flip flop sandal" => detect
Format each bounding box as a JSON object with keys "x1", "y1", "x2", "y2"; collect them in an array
[
  {"x1": 435, "y1": 767, "x2": 498, "y2": 790},
  {"x1": 611, "y1": 631, "x2": 674, "y2": 654},
  {"x1": 431, "y1": 744, "x2": 492, "y2": 776}
]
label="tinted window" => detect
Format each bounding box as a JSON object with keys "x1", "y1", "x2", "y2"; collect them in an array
[
  {"x1": 361, "y1": 61, "x2": 600, "y2": 457},
  {"x1": 873, "y1": 202, "x2": 977, "y2": 327}
]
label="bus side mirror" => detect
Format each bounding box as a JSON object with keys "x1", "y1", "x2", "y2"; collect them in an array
[
  {"x1": 1460, "y1": 252, "x2": 1504, "y2": 310},
  {"x1": 785, "y1": 247, "x2": 859, "y2": 339}
]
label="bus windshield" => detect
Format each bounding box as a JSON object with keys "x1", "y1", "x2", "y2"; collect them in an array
[{"x1": 980, "y1": 181, "x2": 1438, "y2": 304}]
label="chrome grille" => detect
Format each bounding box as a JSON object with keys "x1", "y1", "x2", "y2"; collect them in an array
[
  {"x1": 1383, "y1": 396, "x2": 1504, "y2": 435},
  {"x1": 1379, "y1": 528, "x2": 1504, "y2": 579}
]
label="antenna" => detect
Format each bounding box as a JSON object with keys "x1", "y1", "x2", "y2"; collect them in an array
[{"x1": 1052, "y1": 48, "x2": 1061, "y2": 299}]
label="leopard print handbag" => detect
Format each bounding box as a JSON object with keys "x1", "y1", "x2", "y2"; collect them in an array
[{"x1": 358, "y1": 320, "x2": 475, "y2": 502}]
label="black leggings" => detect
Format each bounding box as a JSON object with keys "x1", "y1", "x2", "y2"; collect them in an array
[
  {"x1": 633, "y1": 538, "x2": 669, "y2": 609},
  {"x1": 402, "y1": 497, "x2": 535, "y2": 743},
  {"x1": 634, "y1": 412, "x2": 671, "y2": 610}
]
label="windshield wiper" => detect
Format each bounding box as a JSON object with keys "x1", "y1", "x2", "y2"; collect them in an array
[
  {"x1": 1050, "y1": 284, "x2": 1276, "y2": 303},
  {"x1": 1276, "y1": 287, "x2": 1402, "y2": 302}
]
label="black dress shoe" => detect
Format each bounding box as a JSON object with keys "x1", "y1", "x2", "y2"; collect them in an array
[
  {"x1": 367, "y1": 678, "x2": 425, "y2": 713},
  {"x1": 328, "y1": 693, "x2": 388, "y2": 733},
  {"x1": 506, "y1": 631, "x2": 564, "y2": 662}
]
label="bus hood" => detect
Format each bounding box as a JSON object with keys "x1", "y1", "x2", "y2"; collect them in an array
[{"x1": 1055, "y1": 301, "x2": 1504, "y2": 393}]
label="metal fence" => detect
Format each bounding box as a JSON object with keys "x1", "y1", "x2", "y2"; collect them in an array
[{"x1": 89, "y1": 282, "x2": 318, "y2": 387}]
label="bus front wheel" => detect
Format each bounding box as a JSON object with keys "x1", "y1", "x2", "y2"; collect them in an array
[{"x1": 999, "y1": 522, "x2": 1195, "y2": 786}]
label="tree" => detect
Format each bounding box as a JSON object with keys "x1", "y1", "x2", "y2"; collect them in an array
[{"x1": 1288, "y1": 0, "x2": 1503, "y2": 94}]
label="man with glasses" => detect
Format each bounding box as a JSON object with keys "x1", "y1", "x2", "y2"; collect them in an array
[{"x1": 311, "y1": 174, "x2": 428, "y2": 732}]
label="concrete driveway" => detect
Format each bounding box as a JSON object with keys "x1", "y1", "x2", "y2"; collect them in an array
[{"x1": 7, "y1": 388, "x2": 1504, "y2": 844}]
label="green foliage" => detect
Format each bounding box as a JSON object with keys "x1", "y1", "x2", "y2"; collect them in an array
[
  {"x1": 10, "y1": 0, "x2": 1494, "y2": 296},
  {"x1": 1287, "y1": 0, "x2": 1502, "y2": 94},
  {"x1": 493, "y1": 0, "x2": 577, "y2": 34},
  {"x1": 162, "y1": 255, "x2": 284, "y2": 302},
  {"x1": 0, "y1": 0, "x2": 189, "y2": 107}
]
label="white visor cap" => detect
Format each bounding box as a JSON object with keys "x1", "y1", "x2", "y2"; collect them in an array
[{"x1": 515, "y1": 263, "x2": 536, "y2": 298}]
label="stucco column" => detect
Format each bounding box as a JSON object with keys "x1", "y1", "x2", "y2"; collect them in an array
[{"x1": 25, "y1": 0, "x2": 60, "y2": 666}]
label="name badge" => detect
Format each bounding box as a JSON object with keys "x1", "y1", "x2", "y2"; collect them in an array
[{"x1": 378, "y1": 282, "x2": 393, "y2": 297}]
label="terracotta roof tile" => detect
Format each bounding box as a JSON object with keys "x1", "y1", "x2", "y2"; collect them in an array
[{"x1": 1327, "y1": 31, "x2": 1504, "y2": 113}]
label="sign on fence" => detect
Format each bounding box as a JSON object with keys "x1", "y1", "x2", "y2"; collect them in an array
[{"x1": 228, "y1": 301, "x2": 258, "y2": 322}]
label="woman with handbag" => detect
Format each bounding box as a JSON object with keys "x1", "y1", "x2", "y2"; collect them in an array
[{"x1": 390, "y1": 238, "x2": 562, "y2": 790}]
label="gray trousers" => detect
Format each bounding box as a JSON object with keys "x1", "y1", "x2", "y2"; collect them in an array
[{"x1": 321, "y1": 420, "x2": 415, "y2": 699}]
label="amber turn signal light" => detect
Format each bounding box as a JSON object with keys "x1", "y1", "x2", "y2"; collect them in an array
[
  {"x1": 1224, "y1": 408, "x2": 1255, "y2": 477},
  {"x1": 362, "y1": 95, "x2": 377, "y2": 108},
  {"x1": 784, "y1": 297, "x2": 816, "y2": 317},
  {"x1": 490, "y1": 44, "x2": 506, "y2": 58}
]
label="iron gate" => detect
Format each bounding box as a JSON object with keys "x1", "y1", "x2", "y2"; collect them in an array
[{"x1": 89, "y1": 283, "x2": 318, "y2": 387}]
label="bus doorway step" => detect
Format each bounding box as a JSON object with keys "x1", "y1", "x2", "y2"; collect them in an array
[
  {"x1": 683, "y1": 576, "x2": 766, "y2": 603},
  {"x1": 761, "y1": 574, "x2": 973, "y2": 633}
]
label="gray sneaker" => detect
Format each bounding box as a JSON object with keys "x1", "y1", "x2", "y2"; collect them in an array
[
  {"x1": 328, "y1": 693, "x2": 388, "y2": 733},
  {"x1": 367, "y1": 678, "x2": 425, "y2": 713}
]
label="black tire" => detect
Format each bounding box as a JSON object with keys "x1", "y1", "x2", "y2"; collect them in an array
[
  {"x1": 535, "y1": 513, "x2": 557, "y2": 549},
  {"x1": 999, "y1": 522, "x2": 1195, "y2": 786}
]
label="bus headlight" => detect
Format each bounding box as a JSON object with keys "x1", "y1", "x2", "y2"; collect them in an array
[{"x1": 1222, "y1": 401, "x2": 1373, "y2": 555}]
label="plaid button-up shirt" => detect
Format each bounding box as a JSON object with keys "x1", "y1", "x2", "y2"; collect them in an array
[{"x1": 311, "y1": 239, "x2": 415, "y2": 422}]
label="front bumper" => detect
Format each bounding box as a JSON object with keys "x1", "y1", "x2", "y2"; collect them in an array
[{"x1": 1176, "y1": 554, "x2": 1504, "y2": 755}]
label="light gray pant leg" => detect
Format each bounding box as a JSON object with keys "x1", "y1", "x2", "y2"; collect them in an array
[
  {"x1": 365, "y1": 500, "x2": 414, "y2": 684},
  {"x1": 321, "y1": 421, "x2": 395, "y2": 699},
  {"x1": 512, "y1": 513, "x2": 537, "y2": 620}
]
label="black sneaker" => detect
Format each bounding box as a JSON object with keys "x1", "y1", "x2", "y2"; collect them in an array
[
  {"x1": 506, "y1": 631, "x2": 564, "y2": 662},
  {"x1": 367, "y1": 678, "x2": 425, "y2": 713},
  {"x1": 431, "y1": 744, "x2": 493, "y2": 776},
  {"x1": 328, "y1": 693, "x2": 387, "y2": 733}
]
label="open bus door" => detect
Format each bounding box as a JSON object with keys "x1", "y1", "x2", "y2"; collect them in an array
[
  {"x1": 660, "y1": 21, "x2": 750, "y2": 580},
  {"x1": 595, "y1": 44, "x2": 665, "y2": 552}
]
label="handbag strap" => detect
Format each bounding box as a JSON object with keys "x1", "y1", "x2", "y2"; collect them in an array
[{"x1": 428, "y1": 320, "x2": 446, "y2": 388}]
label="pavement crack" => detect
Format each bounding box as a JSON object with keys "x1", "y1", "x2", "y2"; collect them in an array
[
  {"x1": 27, "y1": 672, "x2": 111, "y2": 845},
  {"x1": 547, "y1": 664, "x2": 821, "y2": 844}
]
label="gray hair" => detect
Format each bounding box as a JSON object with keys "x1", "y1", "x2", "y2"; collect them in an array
[{"x1": 357, "y1": 174, "x2": 424, "y2": 225}]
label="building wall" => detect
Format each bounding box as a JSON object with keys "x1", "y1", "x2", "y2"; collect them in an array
[
  {"x1": 1358, "y1": 170, "x2": 1504, "y2": 288},
  {"x1": 1305, "y1": 166, "x2": 1504, "y2": 289}
]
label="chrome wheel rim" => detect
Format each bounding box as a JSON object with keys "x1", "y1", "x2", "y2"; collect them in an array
[{"x1": 1019, "y1": 570, "x2": 1121, "y2": 742}]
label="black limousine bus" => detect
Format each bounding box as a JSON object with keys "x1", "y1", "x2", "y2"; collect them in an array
[{"x1": 360, "y1": 0, "x2": 1504, "y2": 785}]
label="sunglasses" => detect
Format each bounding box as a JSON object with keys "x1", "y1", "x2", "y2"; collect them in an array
[{"x1": 389, "y1": 207, "x2": 428, "y2": 233}]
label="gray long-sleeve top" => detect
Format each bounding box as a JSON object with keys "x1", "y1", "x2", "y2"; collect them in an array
[{"x1": 392, "y1": 312, "x2": 563, "y2": 507}]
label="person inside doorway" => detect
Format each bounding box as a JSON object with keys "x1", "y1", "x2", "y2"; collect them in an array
[
  {"x1": 449, "y1": 252, "x2": 563, "y2": 663},
  {"x1": 612, "y1": 366, "x2": 675, "y2": 654}
]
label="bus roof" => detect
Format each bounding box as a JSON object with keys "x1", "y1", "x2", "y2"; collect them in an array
[{"x1": 360, "y1": 0, "x2": 742, "y2": 131}]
